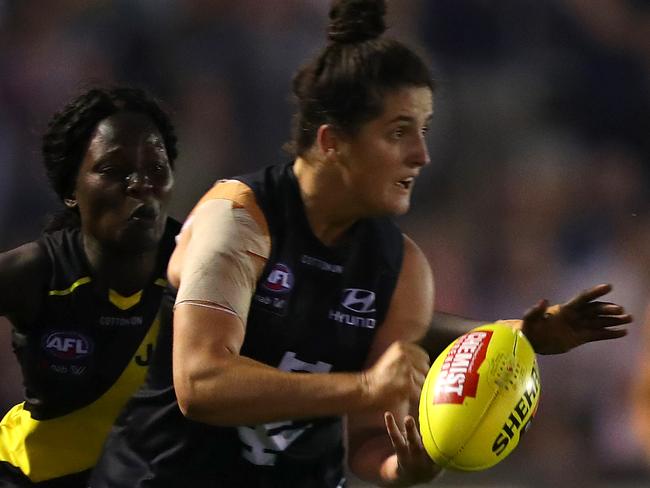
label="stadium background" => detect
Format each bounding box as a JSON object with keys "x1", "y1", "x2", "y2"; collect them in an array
[{"x1": 0, "y1": 1, "x2": 648, "y2": 486}]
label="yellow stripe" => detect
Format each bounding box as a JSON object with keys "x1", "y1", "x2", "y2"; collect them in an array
[
  {"x1": 47, "y1": 277, "x2": 91, "y2": 296},
  {"x1": 108, "y1": 289, "x2": 143, "y2": 310},
  {"x1": 154, "y1": 278, "x2": 168, "y2": 287},
  {"x1": 0, "y1": 316, "x2": 161, "y2": 482}
]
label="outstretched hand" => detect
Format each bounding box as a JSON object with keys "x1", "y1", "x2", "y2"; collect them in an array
[
  {"x1": 520, "y1": 284, "x2": 632, "y2": 354},
  {"x1": 384, "y1": 412, "x2": 440, "y2": 486}
]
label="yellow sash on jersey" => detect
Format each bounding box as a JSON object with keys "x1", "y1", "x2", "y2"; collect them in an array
[{"x1": 0, "y1": 316, "x2": 160, "y2": 482}]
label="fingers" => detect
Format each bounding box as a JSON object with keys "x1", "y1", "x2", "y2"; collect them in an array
[
  {"x1": 582, "y1": 328, "x2": 628, "y2": 343},
  {"x1": 567, "y1": 300, "x2": 632, "y2": 328},
  {"x1": 385, "y1": 413, "x2": 425, "y2": 457},
  {"x1": 571, "y1": 302, "x2": 624, "y2": 316},
  {"x1": 402, "y1": 342, "x2": 431, "y2": 374},
  {"x1": 411, "y1": 369, "x2": 427, "y2": 402},
  {"x1": 404, "y1": 415, "x2": 424, "y2": 450},
  {"x1": 397, "y1": 342, "x2": 430, "y2": 378},
  {"x1": 385, "y1": 411, "x2": 408, "y2": 455},
  {"x1": 405, "y1": 344, "x2": 430, "y2": 402},
  {"x1": 560, "y1": 285, "x2": 632, "y2": 328},
  {"x1": 584, "y1": 315, "x2": 633, "y2": 329},
  {"x1": 384, "y1": 341, "x2": 429, "y2": 372},
  {"x1": 592, "y1": 304, "x2": 632, "y2": 322},
  {"x1": 369, "y1": 341, "x2": 431, "y2": 407},
  {"x1": 564, "y1": 284, "x2": 613, "y2": 308},
  {"x1": 597, "y1": 303, "x2": 625, "y2": 315},
  {"x1": 386, "y1": 412, "x2": 441, "y2": 484}
]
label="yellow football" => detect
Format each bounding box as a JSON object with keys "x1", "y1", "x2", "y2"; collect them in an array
[{"x1": 418, "y1": 323, "x2": 540, "y2": 471}]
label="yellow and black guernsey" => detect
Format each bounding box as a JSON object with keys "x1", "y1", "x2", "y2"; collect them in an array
[{"x1": 0, "y1": 218, "x2": 179, "y2": 487}]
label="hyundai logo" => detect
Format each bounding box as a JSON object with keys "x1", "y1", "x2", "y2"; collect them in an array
[{"x1": 340, "y1": 288, "x2": 376, "y2": 314}]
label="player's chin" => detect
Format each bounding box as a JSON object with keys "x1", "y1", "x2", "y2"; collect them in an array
[
  {"x1": 385, "y1": 197, "x2": 411, "y2": 216},
  {"x1": 117, "y1": 223, "x2": 164, "y2": 252},
  {"x1": 364, "y1": 192, "x2": 411, "y2": 218}
]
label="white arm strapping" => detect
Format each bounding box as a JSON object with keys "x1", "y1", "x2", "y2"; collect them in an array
[{"x1": 175, "y1": 198, "x2": 270, "y2": 324}]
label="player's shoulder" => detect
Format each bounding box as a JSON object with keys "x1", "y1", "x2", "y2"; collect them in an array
[
  {"x1": 199, "y1": 179, "x2": 257, "y2": 208},
  {"x1": 0, "y1": 240, "x2": 49, "y2": 277},
  {"x1": 401, "y1": 233, "x2": 430, "y2": 272},
  {"x1": 0, "y1": 239, "x2": 50, "y2": 320},
  {"x1": 191, "y1": 179, "x2": 268, "y2": 236},
  {"x1": 383, "y1": 234, "x2": 434, "y2": 335},
  {"x1": 396, "y1": 233, "x2": 434, "y2": 319}
]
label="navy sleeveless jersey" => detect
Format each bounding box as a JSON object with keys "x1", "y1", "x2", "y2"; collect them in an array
[{"x1": 90, "y1": 163, "x2": 404, "y2": 488}]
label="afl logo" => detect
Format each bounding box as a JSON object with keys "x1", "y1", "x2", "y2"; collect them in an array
[
  {"x1": 42, "y1": 332, "x2": 93, "y2": 360},
  {"x1": 263, "y1": 263, "x2": 294, "y2": 293},
  {"x1": 341, "y1": 288, "x2": 376, "y2": 314}
]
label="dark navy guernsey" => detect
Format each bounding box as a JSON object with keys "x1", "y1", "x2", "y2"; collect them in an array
[{"x1": 90, "y1": 163, "x2": 404, "y2": 488}]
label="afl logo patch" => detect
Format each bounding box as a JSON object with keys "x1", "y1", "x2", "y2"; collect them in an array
[
  {"x1": 42, "y1": 331, "x2": 93, "y2": 360},
  {"x1": 341, "y1": 288, "x2": 376, "y2": 314},
  {"x1": 263, "y1": 263, "x2": 294, "y2": 293}
]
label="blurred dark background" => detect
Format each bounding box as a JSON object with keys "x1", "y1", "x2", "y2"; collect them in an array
[{"x1": 1, "y1": 1, "x2": 649, "y2": 486}]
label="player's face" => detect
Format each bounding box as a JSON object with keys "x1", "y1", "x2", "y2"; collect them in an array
[
  {"x1": 338, "y1": 86, "x2": 432, "y2": 217},
  {"x1": 72, "y1": 111, "x2": 174, "y2": 252}
]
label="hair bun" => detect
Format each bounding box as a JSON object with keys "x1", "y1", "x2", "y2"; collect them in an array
[{"x1": 328, "y1": 0, "x2": 387, "y2": 44}]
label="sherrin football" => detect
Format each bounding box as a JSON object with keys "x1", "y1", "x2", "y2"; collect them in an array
[{"x1": 418, "y1": 323, "x2": 540, "y2": 471}]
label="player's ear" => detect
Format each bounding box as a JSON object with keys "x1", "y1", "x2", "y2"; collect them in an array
[{"x1": 316, "y1": 124, "x2": 341, "y2": 163}]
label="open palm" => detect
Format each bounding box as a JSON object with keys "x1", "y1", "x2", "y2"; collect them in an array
[{"x1": 521, "y1": 284, "x2": 632, "y2": 354}]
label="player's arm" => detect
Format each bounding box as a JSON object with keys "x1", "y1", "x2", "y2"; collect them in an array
[
  {"x1": 0, "y1": 242, "x2": 48, "y2": 324},
  {"x1": 347, "y1": 235, "x2": 441, "y2": 487},
  {"x1": 421, "y1": 285, "x2": 632, "y2": 359},
  {"x1": 631, "y1": 304, "x2": 650, "y2": 459},
  {"x1": 169, "y1": 194, "x2": 418, "y2": 426},
  {"x1": 418, "y1": 311, "x2": 484, "y2": 360}
]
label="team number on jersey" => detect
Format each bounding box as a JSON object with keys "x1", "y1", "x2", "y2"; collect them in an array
[{"x1": 237, "y1": 351, "x2": 333, "y2": 465}]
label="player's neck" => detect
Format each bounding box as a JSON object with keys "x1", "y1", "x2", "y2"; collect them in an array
[
  {"x1": 81, "y1": 234, "x2": 158, "y2": 295},
  {"x1": 293, "y1": 157, "x2": 360, "y2": 247}
]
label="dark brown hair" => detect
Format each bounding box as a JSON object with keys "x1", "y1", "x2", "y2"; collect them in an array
[{"x1": 288, "y1": 0, "x2": 434, "y2": 156}]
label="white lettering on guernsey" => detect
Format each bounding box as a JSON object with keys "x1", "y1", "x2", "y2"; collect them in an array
[
  {"x1": 237, "y1": 352, "x2": 333, "y2": 465},
  {"x1": 253, "y1": 294, "x2": 286, "y2": 311},
  {"x1": 42, "y1": 332, "x2": 93, "y2": 360},
  {"x1": 48, "y1": 364, "x2": 86, "y2": 375},
  {"x1": 328, "y1": 310, "x2": 377, "y2": 329},
  {"x1": 300, "y1": 255, "x2": 344, "y2": 274},
  {"x1": 99, "y1": 316, "x2": 144, "y2": 326},
  {"x1": 328, "y1": 288, "x2": 377, "y2": 329},
  {"x1": 46, "y1": 336, "x2": 88, "y2": 354}
]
